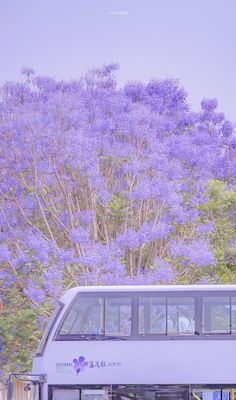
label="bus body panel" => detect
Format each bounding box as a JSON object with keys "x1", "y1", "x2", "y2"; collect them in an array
[
  {"x1": 31, "y1": 285, "x2": 236, "y2": 400},
  {"x1": 33, "y1": 340, "x2": 236, "y2": 385}
]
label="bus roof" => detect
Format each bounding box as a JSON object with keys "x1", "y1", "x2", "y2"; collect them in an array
[{"x1": 60, "y1": 284, "x2": 236, "y2": 304}]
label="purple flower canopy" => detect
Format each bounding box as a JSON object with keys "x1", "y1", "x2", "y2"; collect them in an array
[{"x1": 0, "y1": 63, "x2": 235, "y2": 304}]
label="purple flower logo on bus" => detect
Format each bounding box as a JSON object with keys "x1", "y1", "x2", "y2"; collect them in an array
[
  {"x1": 71, "y1": 356, "x2": 122, "y2": 376},
  {"x1": 73, "y1": 356, "x2": 88, "y2": 374}
]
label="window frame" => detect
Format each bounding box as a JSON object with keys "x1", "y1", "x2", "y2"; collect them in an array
[
  {"x1": 36, "y1": 302, "x2": 64, "y2": 356},
  {"x1": 137, "y1": 292, "x2": 197, "y2": 338},
  {"x1": 138, "y1": 295, "x2": 167, "y2": 335},
  {"x1": 55, "y1": 292, "x2": 134, "y2": 341},
  {"x1": 49, "y1": 385, "x2": 112, "y2": 400},
  {"x1": 201, "y1": 293, "x2": 232, "y2": 335},
  {"x1": 231, "y1": 296, "x2": 236, "y2": 333},
  {"x1": 54, "y1": 290, "x2": 236, "y2": 341}
]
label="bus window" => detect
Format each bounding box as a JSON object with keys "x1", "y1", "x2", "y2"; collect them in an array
[
  {"x1": 192, "y1": 389, "x2": 222, "y2": 400},
  {"x1": 52, "y1": 388, "x2": 80, "y2": 400},
  {"x1": 138, "y1": 297, "x2": 167, "y2": 334},
  {"x1": 202, "y1": 297, "x2": 230, "y2": 333},
  {"x1": 59, "y1": 297, "x2": 104, "y2": 335},
  {"x1": 167, "y1": 297, "x2": 195, "y2": 335},
  {"x1": 193, "y1": 389, "x2": 236, "y2": 400},
  {"x1": 105, "y1": 298, "x2": 131, "y2": 336},
  {"x1": 81, "y1": 389, "x2": 110, "y2": 400},
  {"x1": 231, "y1": 297, "x2": 236, "y2": 333}
]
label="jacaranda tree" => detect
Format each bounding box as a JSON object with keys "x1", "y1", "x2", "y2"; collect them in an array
[{"x1": 0, "y1": 64, "x2": 235, "y2": 374}]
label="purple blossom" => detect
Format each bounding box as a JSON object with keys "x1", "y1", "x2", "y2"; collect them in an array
[
  {"x1": 149, "y1": 222, "x2": 175, "y2": 241},
  {"x1": 198, "y1": 278, "x2": 211, "y2": 284},
  {"x1": 79, "y1": 210, "x2": 94, "y2": 224},
  {"x1": 21, "y1": 66, "x2": 35, "y2": 76},
  {"x1": 201, "y1": 98, "x2": 218, "y2": 112},
  {"x1": 116, "y1": 229, "x2": 140, "y2": 250},
  {"x1": 57, "y1": 248, "x2": 76, "y2": 264},
  {"x1": 153, "y1": 258, "x2": 176, "y2": 283},
  {"x1": 0, "y1": 244, "x2": 12, "y2": 263},
  {"x1": 197, "y1": 222, "x2": 215, "y2": 234},
  {"x1": 69, "y1": 227, "x2": 90, "y2": 245},
  {"x1": 0, "y1": 65, "x2": 235, "y2": 318},
  {"x1": 1, "y1": 273, "x2": 16, "y2": 288},
  {"x1": 221, "y1": 121, "x2": 233, "y2": 137},
  {"x1": 43, "y1": 265, "x2": 63, "y2": 298},
  {"x1": 170, "y1": 239, "x2": 215, "y2": 268},
  {"x1": 24, "y1": 280, "x2": 46, "y2": 303}
]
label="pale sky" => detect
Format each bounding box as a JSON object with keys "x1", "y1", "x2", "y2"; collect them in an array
[{"x1": 0, "y1": 0, "x2": 236, "y2": 122}]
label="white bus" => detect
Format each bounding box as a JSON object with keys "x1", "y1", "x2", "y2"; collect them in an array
[{"x1": 8, "y1": 285, "x2": 236, "y2": 400}]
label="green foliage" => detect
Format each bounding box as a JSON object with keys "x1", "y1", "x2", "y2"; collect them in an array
[
  {"x1": 202, "y1": 180, "x2": 236, "y2": 282},
  {"x1": 0, "y1": 289, "x2": 52, "y2": 377}
]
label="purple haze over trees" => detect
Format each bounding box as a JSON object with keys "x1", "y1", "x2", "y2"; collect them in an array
[{"x1": 0, "y1": 64, "x2": 236, "y2": 372}]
